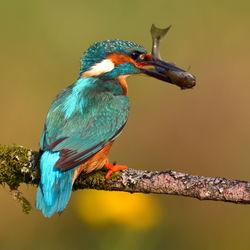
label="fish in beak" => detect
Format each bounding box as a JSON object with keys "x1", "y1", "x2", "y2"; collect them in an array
[{"x1": 140, "y1": 24, "x2": 196, "y2": 90}]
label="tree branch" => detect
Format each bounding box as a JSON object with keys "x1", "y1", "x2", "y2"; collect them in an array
[{"x1": 1, "y1": 145, "x2": 250, "y2": 212}]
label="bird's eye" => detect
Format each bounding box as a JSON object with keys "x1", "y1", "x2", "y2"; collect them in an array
[{"x1": 130, "y1": 51, "x2": 144, "y2": 60}]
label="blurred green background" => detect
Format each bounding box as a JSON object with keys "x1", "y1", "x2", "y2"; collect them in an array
[{"x1": 1, "y1": 0, "x2": 250, "y2": 249}]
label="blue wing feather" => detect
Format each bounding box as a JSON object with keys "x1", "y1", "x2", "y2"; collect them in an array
[
  {"x1": 36, "y1": 77, "x2": 129, "y2": 217},
  {"x1": 41, "y1": 77, "x2": 129, "y2": 170}
]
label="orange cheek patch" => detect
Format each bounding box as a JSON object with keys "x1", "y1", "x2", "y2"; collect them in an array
[
  {"x1": 107, "y1": 52, "x2": 152, "y2": 69},
  {"x1": 107, "y1": 53, "x2": 137, "y2": 67}
]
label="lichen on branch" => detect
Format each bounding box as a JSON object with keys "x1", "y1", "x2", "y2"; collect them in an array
[{"x1": 0, "y1": 144, "x2": 250, "y2": 214}]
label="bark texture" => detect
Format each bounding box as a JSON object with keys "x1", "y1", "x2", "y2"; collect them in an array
[{"x1": 1, "y1": 144, "x2": 250, "y2": 213}]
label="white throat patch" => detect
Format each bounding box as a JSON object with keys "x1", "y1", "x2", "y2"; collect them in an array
[{"x1": 83, "y1": 59, "x2": 115, "y2": 77}]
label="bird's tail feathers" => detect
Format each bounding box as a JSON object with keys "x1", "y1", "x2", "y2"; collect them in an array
[{"x1": 36, "y1": 150, "x2": 75, "y2": 217}]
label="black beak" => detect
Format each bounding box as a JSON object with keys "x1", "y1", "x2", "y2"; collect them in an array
[{"x1": 141, "y1": 58, "x2": 196, "y2": 90}]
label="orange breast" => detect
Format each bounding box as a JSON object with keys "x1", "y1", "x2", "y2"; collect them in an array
[
  {"x1": 72, "y1": 142, "x2": 113, "y2": 183},
  {"x1": 116, "y1": 75, "x2": 128, "y2": 96}
]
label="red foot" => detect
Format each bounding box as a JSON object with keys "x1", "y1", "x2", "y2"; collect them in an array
[{"x1": 104, "y1": 162, "x2": 128, "y2": 180}]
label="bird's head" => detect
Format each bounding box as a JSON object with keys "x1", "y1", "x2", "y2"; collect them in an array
[{"x1": 80, "y1": 40, "x2": 195, "y2": 89}]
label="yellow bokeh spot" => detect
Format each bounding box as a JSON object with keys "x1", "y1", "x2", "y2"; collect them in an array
[{"x1": 76, "y1": 190, "x2": 161, "y2": 230}]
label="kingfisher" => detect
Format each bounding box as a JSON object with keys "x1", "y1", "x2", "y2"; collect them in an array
[{"x1": 36, "y1": 39, "x2": 195, "y2": 217}]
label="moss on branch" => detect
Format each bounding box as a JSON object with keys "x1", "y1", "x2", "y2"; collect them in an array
[{"x1": 1, "y1": 144, "x2": 250, "y2": 214}]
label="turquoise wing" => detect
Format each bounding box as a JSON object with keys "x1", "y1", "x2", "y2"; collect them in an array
[{"x1": 41, "y1": 91, "x2": 129, "y2": 171}]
